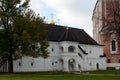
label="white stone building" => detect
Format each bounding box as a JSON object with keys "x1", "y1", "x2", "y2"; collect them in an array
[{"x1": 13, "y1": 24, "x2": 106, "y2": 72}]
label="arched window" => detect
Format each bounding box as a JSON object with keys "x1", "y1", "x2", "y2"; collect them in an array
[
  {"x1": 60, "y1": 46, "x2": 64, "y2": 52},
  {"x1": 111, "y1": 40, "x2": 116, "y2": 51},
  {"x1": 68, "y1": 46, "x2": 75, "y2": 52}
]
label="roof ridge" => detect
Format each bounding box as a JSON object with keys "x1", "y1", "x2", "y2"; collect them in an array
[
  {"x1": 45, "y1": 24, "x2": 100, "y2": 45},
  {"x1": 47, "y1": 24, "x2": 84, "y2": 31}
]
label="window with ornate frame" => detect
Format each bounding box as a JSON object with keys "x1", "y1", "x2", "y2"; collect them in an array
[
  {"x1": 111, "y1": 40, "x2": 116, "y2": 51},
  {"x1": 110, "y1": 39, "x2": 117, "y2": 54},
  {"x1": 110, "y1": 33, "x2": 117, "y2": 54}
]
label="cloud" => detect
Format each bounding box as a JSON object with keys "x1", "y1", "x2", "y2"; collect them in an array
[
  {"x1": 30, "y1": 0, "x2": 97, "y2": 36},
  {"x1": 29, "y1": 0, "x2": 43, "y2": 14}
]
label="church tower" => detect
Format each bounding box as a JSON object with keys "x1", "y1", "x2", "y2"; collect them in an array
[{"x1": 92, "y1": 0, "x2": 120, "y2": 69}]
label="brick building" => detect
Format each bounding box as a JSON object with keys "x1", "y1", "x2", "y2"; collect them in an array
[{"x1": 92, "y1": 0, "x2": 120, "y2": 69}]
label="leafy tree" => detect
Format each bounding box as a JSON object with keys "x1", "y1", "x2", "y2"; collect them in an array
[{"x1": 0, "y1": 0, "x2": 49, "y2": 73}]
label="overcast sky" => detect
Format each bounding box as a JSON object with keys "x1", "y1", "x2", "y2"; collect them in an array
[{"x1": 29, "y1": 0, "x2": 97, "y2": 37}]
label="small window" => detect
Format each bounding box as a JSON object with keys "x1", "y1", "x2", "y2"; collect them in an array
[
  {"x1": 31, "y1": 62, "x2": 34, "y2": 66},
  {"x1": 78, "y1": 53, "x2": 83, "y2": 58},
  {"x1": 19, "y1": 62, "x2": 21, "y2": 66},
  {"x1": 119, "y1": 59, "x2": 120, "y2": 63},
  {"x1": 18, "y1": 59, "x2": 22, "y2": 66},
  {"x1": 52, "y1": 48, "x2": 54, "y2": 52},
  {"x1": 78, "y1": 65, "x2": 81, "y2": 69},
  {"x1": 96, "y1": 63, "x2": 99, "y2": 70},
  {"x1": 111, "y1": 40, "x2": 116, "y2": 51},
  {"x1": 107, "y1": 59, "x2": 111, "y2": 63},
  {"x1": 55, "y1": 61, "x2": 58, "y2": 64},
  {"x1": 52, "y1": 62, "x2": 54, "y2": 65},
  {"x1": 31, "y1": 59, "x2": 34, "y2": 66}
]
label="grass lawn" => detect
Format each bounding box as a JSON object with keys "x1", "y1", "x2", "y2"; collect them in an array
[
  {"x1": 0, "y1": 70, "x2": 120, "y2": 80},
  {"x1": 82, "y1": 69, "x2": 120, "y2": 74}
]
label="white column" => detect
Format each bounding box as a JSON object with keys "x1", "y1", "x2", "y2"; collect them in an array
[
  {"x1": 75, "y1": 61, "x2": 79, "y2": 71},
  {"x1": 64, "y1": 46, "x2": 68, "y2": 52},
  {"x1": 63, "y1": 59, "x2": 69, "y2": 71}
]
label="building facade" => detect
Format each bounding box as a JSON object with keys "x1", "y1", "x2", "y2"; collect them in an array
[
  {"x1": 12, "y1": 24, "x2": 106, "y2": 72},
  {"x1": 92, "y1": 0, "x2": 120, "y2": 69}
]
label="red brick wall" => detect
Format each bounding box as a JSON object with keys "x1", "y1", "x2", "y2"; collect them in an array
[{"x1": 93, "y1": 0, "x2": 120, "y2": 64}]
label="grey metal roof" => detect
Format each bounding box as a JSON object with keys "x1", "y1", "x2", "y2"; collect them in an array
[{"x1": 45, "y1": 24, "x2": 99, "y2": 45}]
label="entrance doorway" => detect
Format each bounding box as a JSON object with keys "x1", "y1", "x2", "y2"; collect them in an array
[
  {"x1": 68, "y1": 59, "x2": 75, "y2": 71},
  {"x1": 96, "y1": 63, "x2": 99, "y2": 70}
]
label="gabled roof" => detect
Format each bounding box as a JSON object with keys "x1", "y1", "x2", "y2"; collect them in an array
[{"x1": 45, "y1": 24, "x2": 99, "y2": 45}]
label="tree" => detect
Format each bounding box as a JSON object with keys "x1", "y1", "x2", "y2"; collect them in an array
[{"x1": 0, "y1": 0, "x2": 49, "y2": 73}]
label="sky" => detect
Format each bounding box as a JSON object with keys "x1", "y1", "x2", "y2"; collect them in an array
[{"x1": 29, "y1": 0, "x2": 97, "y2": 37}]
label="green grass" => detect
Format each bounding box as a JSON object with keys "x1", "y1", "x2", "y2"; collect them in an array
[
  {"x1": 82, "y1": 69, "x2": 120, "y2": 74},
  {"x1": 0, "y1": 71, "x2": 120, "y2": 80}
]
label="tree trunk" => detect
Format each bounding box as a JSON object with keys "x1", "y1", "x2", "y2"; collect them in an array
[
  {"x1": 9, "y1": 52, "x2": 13, "y2": 73},
  {"x1": 8, "y1": 40, "x2": 14, "y2": 73}
]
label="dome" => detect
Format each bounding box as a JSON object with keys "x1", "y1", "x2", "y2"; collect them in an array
[{"x1": 50, "y1": 19, "x2": 55, "y2": 25}]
